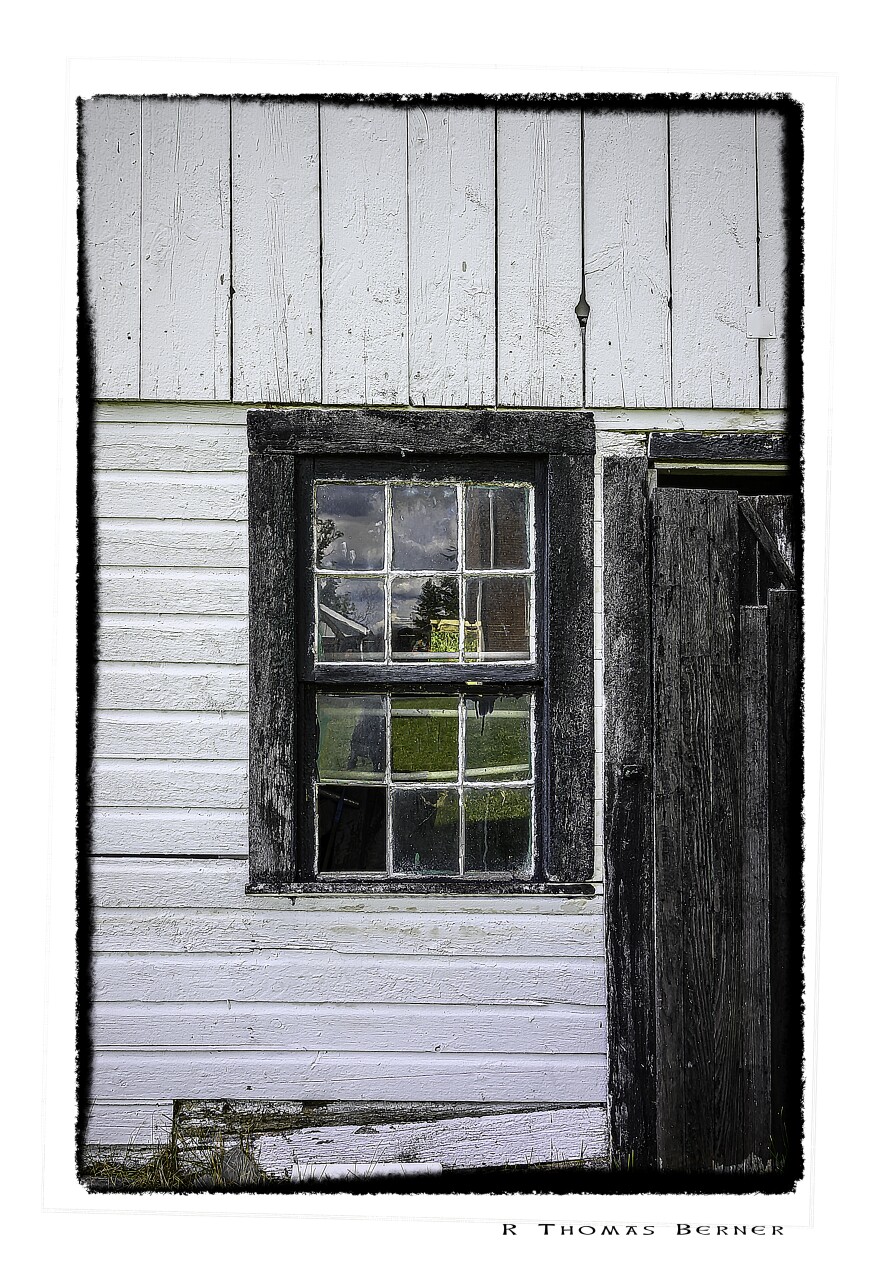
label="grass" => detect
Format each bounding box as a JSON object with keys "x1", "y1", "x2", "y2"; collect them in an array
[{"x1": 83, "y1": 1126, "x2": 274, "y2": 1193}]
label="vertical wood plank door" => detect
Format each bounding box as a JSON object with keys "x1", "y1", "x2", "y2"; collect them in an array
[{"x1": 651, "y1": 486, "x2": 799, "y2": 1172}]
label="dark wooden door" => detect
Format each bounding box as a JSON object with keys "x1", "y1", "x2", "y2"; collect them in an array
[{"x1": 651, "y1": 486, "x2": 799, "y2": 1172}]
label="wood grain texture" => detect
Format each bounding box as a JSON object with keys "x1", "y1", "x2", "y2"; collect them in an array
[
  {"x1": 95, "y1": 421, "x2": 247, "y2": 471},
  {"x1": 597, "y1": 408, "x2": 786, "y2": 434},
  {"x1": 98, "y1": 616, "x2": 247, "y2": 664},
  {"x1": 674, "y1": 490, "x2": 714, "y2": 1171},
  {"x1": 740, "y1": 606, "x2": 771, "y2": 1164},
  {"x1": 99, "y1": 568, "x2": 247, "y2": 615},
  {"x1": 93, "y1": 761, "x2": 247, "y2": 809},
  {"x1": 648, "y1": 430, "x2": 789, "y2": 464},
  {"x1": 96, "y1": 662, "x2": 247, "y2": 711},
  {"x1": 95, "y1": 402, "x2": 249, "y2": 425},
  {"x1": 651, "y1": 492, "x2": 684, "y2": 1169},
  {"x1": 408, "y1": 106, "x2": 495, "y2": 406},
  {"x1": 95, "y1": 951, "x2": 606, "y2": 1005},
  {"x1": 707, "y1": 492, "x2": 743, "y2": 1165},
  {"x1": 755, "y1": 494, "x2": 796, "y2": 599},
  {"x1": 248, "y1": 406, "x2": 594, "y2": 455},
  {"x1": 92, "y1": 858, "x2": 603, "y2": 915},
  {"x1": 231, "y1": 100, "x2": 321, "y2": 402},
  {"x1": 91, "y1": 1001, "x2": 606, "y2": 1054},
  {"x1": 93, "y1": 908, "x2": 605, "y2": 957},
  {"x1": 140, "y1": 97, "x2": 231, "y2": 399},
  {"x1": 602, "y1": 456, "x2": 656, "y2": 1167},
  {"x1": 93, "y1": 1050, "x2": 607, "y2": 1103},
  {"x1": 96, "y1": 472, "x2": 246, "y2": 520},
  {"x1": 583, "y1": 111, "x2": 671, "y2": 408},
  {"x1": 250, "y1": 1105, "x2": 608, "y2": 1171},
  {"x1": 85, "y1": 1100, "x2": 173, "y2": 1147},
  {"x1": 767, "y1": 588, "x2": 800, "y2": 1159},
  {"x1": 669, "y1": 113, "x2": 759, "y2": 407},
  {"x1": 94, "y1": 712, "x2": 247, "y2": 760},
  {"x1": 97, "y1": 519, "x2": 247, "y2": 569},
  {"x1": 320, "y1": 104, "x2": 408, "y2": 404},
  {"x1": 80, "y1": 97, "x2": 141, "y2": 397},
  {"x1": 546, "y1": 452, "x2": 594, "y2": 880},
  {"x1": 497, "y1": 109, "x2": 582, "y2": 407},
  {"x1": 93, "y1": 807, "x2": 247, "y2": 854},
  {"x1": 756, "y1": 111, "x2": 787, "y2": 409},
  {"x1": 248, "y1": 453, "x2": 296, "y2": 886}
]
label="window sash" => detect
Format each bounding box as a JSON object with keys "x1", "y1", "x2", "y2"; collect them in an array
[{"x1": 248, "y1": 409, "x2": 595, "y2": 893}]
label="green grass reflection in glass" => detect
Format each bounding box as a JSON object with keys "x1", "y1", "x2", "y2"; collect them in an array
[
  {"x1": 463, "y1": 787, "x2": 532, "y2": 876},
  {"x1": 464, "y1": 695, "x2": 531, "y2": 781},
  {"x1": 390, "y1": 696, "x2": 458, "y2": 780},
  {"x1": 317, "y1": 695, "x2": 386, "y2": 781}
]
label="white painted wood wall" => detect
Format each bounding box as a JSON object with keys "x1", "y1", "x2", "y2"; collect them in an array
[
  {"x1": 83, "y1": 98, "x2": 790, "y2": 1154},
  {"x1": 82, "y1": 99, "x2": 788, "y2": 411}
]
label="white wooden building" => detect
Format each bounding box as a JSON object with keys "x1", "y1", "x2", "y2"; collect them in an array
[{"x1": 81, "y1": 96, "x2": 794, "y2": 1180}]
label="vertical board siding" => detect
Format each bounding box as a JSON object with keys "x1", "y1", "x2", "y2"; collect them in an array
[
  {"x1": 756, "y1": 111, "x2": 788, "y2": 409},
  {"x1": 602, "y1": 455, "x2": 657, "y2": 1167},
  {"x1": 497, "y1": 109, "x2": 583, "y2": 407},
  {"x1": 669, "y1": 112, "x2": 759, "y2": 407},
  {"x1": 740, "y1": 606, "x2": 771, "y2": 1163},
  {"x1": 320, "y1": 104, "x2": 408, "y2": 404},
  {"x1": 231, "y1": 100, "x2": 321, "y2": 403},
  {"x1": 80, "y1": 97, "x2": 142, "y2": 398},
  {"x1": 83, "y1": 99, "x2": 787, "y2": 410},
  {"x1": 95, "y1": 407, "x2": 248, "y2": 855},
  {"x1": 140, "y1": 97, "x2": 231, "y2": 400},
  {"x1": 407, "y1": 106, "x2": 496, "y2": 406},
  {"x1": 583, "y1": 112, "x2": 671, "y2": 408}
]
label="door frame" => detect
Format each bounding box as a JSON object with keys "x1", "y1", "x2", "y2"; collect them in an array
[{"x1": 602, "y1": 430, "x2": 801, "y2": 1176}]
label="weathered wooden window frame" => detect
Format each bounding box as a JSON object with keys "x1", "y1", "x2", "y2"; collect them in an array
[{"x1": 247, "y1": 408, "x2": 595, "y2": 894}]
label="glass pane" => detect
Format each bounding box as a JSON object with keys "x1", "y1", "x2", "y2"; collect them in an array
[
  {"x1": 391, "y1": 484, "x2": 458, "y2": 571},
  {"x1": 465, "y1": 486, "x2": 529, "y2": 570},
  {"x1": 465, "y1": 695, "x2": 531, "y2": 781},
  {"x1": 317, "y1": 695, "x2": 386, "y2": 782},
  {"x1": 392, "y1": 788, "x2": 460, "y2": 875},
  {"x1": 315, "y1": 483, "x2": 385, "y2": 570},
  {"x1": 317, "y1": 785, "x2": 387, "y2": 873},
  {"x1": 317, "y1": 577, "x2": 385, "y2": 661},
  {"x1": 391, "y1": 697, "x2": 458, "y2": 781},
  {"x1": 464, "y1": 577, "x2": 531, "y2": 660},
  {"x1": 463, "y1": 787, "x2": 532, "y2": 876},
  {"x1": 391, "y1": 575, "x2": 460, "y2": 661}
]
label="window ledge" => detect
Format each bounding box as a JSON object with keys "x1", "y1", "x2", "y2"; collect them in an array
[{"x1": 246, "y1": 879, "x2": 600, "y2": 899}]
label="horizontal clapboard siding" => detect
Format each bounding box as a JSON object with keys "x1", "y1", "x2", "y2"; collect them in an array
[
  {"x1": 96, "y1": 950, "x2": 606, "y2": 1005},
  {"x1": 93, "y1": 809, "x2": 248, "y2": 855},
  {"x1": 94, "y1": 713, "x2": 247, "y2": 760},
  {"x1": 92, "y1": 857, "x2": 599, "y2": 912},
  {"x1": 94, "y1": 1052, "x2": 606, "y2": 1102},
  {"x1": 82, "y1": 98, "x2": 788, "y2": 409},
  {"x1": 95, "y1": 410, "x2": 249, "y2": 855},
  {"x1": 93, "y1": 1003, "x2": 605, "y2": 1054},
  {"x1": 92, "y1": 858, "x2": 607, "y2": 1103}
]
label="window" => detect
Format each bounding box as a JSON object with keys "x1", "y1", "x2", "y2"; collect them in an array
[{"x1": 248, "y1": 409, "x2": 595, "y2": 893}]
